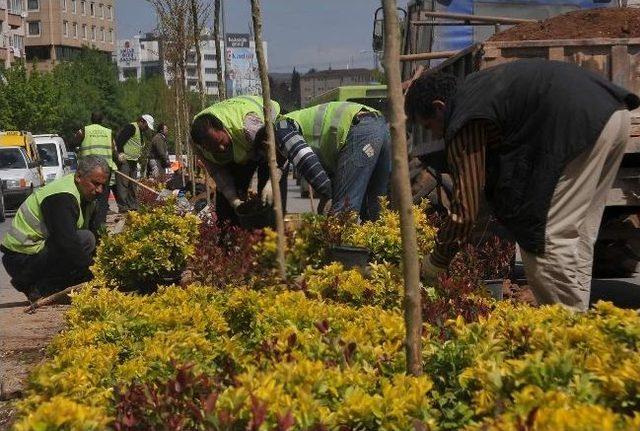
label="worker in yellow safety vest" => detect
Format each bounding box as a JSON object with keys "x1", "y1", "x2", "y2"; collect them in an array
[
  {"x1": 0, "y1": 156, "x2": 110, "y2": 303},
  {"x1": 114, "y1": 114, "x2": 154, "y2": 212},
  {"x1": 190, "y1": 95, "x2": 281, "y2": 226},
  {"x1": 74, "y1": 111, "x2": 117, "y2": 227},
  {"x1": 274, "y1": 101, "x2": 391, "y2": 221}
]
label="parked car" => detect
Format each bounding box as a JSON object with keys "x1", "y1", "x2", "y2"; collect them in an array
[
  {"x1": 34, "y1": 134, "x2": 71, "y2": 183},
  {"x1": 0, "y1": 146, "x2": 44, "y2": 212}
]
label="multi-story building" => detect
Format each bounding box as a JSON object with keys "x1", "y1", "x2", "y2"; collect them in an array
[
  {"x1": 0, "y1": 0, "x2": 27, "y2": 68},
  {"x1": 184, "y1": 35, "x2": 224, "y2": 97},
  {"x1": 300, "y1": 68, "x2": 376, "y2": 106},
  {"x1": 24, "y1": 0, "x2": 115, "y2": 71},
  {"x1": 116, "y1": 32, "x2": 226, "y2": 97},
  {"x1": 115, "y1": 33, "x2": 164, "y2": 81}
]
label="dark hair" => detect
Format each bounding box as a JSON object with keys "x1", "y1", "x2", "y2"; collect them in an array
[
  {"x1": 91, "y1": 111, "x2": 104, "y2": 124},
  {"x1": 190, "y1": 114, "x2": 224, "y2": 146},
  {"x1": 404, "y1": 72, "x2": 458, "y2": 124},
  {"x1": 156, "y1": 122, "x2": 167, "y2": 134}
]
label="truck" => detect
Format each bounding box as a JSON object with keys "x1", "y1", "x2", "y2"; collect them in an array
[{"x1": 374, "y1": 1, "x2": 640, "y2": 276}]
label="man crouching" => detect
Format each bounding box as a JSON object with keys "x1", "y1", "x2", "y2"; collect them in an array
[{"x1": 1, "y1": 156, "x2": 109, "y2": 302}]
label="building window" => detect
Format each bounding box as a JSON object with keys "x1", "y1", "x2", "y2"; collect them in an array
[
  {"x1": 63, "y1": 21, "x2": 68, "y2": 37},
  {"x1": 90, "y1": 2, "x2": 94, "y2": 16},
  {"x1": 107, "y1": 5, "x2": 112, "y2": 20},
  {"x1": 71, "y1": 0, "x2": 76, "y2": 13},
  {"x1": 73, "y1": 22, "x2": 78, "y2": 38},
  {"x1": 27, "y1": 0, "x2": 39, "y2": 11},
  {"x1": 109, "y1": 29, "x2": 113, "y2": 43},
  {"x1": 9, "y1": 0, "x2": 24, "y2": 13},
  {"x1": 98, "y1": 3, "x2": 103, "y2": 18},
  {"x1": 100, "y1": 27, "x2": 104, "y2": 42},
  {"x1": 27, "y1": 21, "x2": 41, "y2": 37},
  {"x1": 91, "y1": 25, "x2": 96, "y2": 40},
  {"x1": 205, "y1": 67, "x2": 216, "y2": 75},
  {"x1": 205, "y1": 81, "x2": 215, "y2": 88},
  {"x1": 61, "y1": 0, "x2": 67, "y2": 11},
  {"x1": 12, "y1": 34, "x2": 24, "y2": 51},
  {"x1": 81, "y1": 0, "x2": 85, "y2": 14},
  {"x1": 204, "y1": 54, "x2": 215, "y2": 61},
  {"x1": 82, "y1": 24, "x2": 87, "y2": 39}
]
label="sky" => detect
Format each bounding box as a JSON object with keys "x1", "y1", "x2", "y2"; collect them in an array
[{"x1": 115, "y1": 0, "x2": 409, "y2": 73}]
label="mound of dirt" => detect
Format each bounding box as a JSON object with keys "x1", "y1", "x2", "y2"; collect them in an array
[{"x1": 489, "y1": 8, "x2": 640, "y2": 41}]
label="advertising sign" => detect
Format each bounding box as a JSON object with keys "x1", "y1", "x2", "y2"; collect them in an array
[{"x1": 225, "y1": 33, "x2": 261, "y2": 97}]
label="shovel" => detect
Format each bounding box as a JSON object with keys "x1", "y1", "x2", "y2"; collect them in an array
[{"x1": 114, "y1": 170, "x2": 193, "y2": 212}]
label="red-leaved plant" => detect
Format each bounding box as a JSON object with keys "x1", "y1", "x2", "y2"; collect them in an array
[{"x1": 187, "y1": 208, "x2": 266, "y2": 288}]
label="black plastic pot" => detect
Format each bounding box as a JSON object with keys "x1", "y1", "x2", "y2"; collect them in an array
[
  {"x1": 484, "y1": 279, "x2": 504, "y2": 301},
  {"x1": 236, "y1": 204, "x2": 276, "y2": 229},
  {"x1": 328, "y1": 246, "x2": 370, "y2": 270}
]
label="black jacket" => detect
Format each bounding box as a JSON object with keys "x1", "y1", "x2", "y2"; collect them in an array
[{"x1": 445, "y1": 59, "x2": 640, "y2": 254}]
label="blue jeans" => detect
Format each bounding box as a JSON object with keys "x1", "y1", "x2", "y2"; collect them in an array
[{"x1": 331, "y1": 115, "x2": 391, "y2": 221}]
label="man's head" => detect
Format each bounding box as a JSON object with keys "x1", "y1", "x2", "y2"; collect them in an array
[
  {"x1": 190, "y1": 114, "x2": 232, "y2": 154},
  {"x1": 404, "y1": 72, "x2": 458, "y2": 139},
  {"x1": 91, "y1": 111, "x2": 104, "y2": 124},
  {"x1": 138, "y1": 114, "x2": 155, "y2": 132},
  {"x1": 75, "y1": 156, "x2": 110, "y2": 201}
]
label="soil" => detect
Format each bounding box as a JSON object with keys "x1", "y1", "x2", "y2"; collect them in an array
[
  {"x1": 0, "y1": 298, "x2": 68, "y2": 430},
  {"x1": 489, "y1": 8, "x2": 640, "y2": 42}
]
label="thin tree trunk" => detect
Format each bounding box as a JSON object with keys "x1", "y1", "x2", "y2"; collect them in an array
[
  {"x1": 382, "y1": 0, "x2": 423, "y2": 377},
  {"x1": 250, "y1": 0, "x2": 286, "y2": 280},
  {"x1": 190, "y1": 0, "x2": 206, "y2": 108},
  {"x1": 213, "y1": 0, "x2": 226, "y2": 100}
]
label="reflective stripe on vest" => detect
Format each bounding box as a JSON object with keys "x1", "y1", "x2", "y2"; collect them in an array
[
  {"x1": 123, "y1": 122, "x2": 142, "y2": 161},
  {"x1": 284, "y1": 102, "x2": 379, "y2": 173},
  {"x1": 1, "y1": 174, "x2": 86, "y2": 255},
  {"x1": 193, "y1": 95, "x2": 281, "y2": 165},
  {"x1": 80, "y1": 124, "x2": 116, "y2": 170}
]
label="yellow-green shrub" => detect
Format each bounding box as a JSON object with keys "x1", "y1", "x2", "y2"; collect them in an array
[{"x1": 92, "y1": 204, "x2": 199, "y2": 290}]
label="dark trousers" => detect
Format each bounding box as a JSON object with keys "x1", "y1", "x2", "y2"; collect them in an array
[
  {"x1": 2, "y1": 230, "x2": 96, "y2": 296},
  {"x1": 115, "y1": 160, "x2": 138, "y2": 212},
  {"x1": 94, "y1": 172, "x2": 111, "y2": 228}
]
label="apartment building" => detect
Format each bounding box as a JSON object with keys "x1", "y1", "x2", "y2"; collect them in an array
[
  {"x1": 116, "y1": 33, "x2": 226, "y2": 97},
  {"x1": 24, "y1": 0, "x2": 115, "y2": 71},
  {"x1": 300, "y1": 68, "x2": 375, "y2": 106},
  {"x1": 0, "y1": 0, "x2": 27, "y2": 68}
]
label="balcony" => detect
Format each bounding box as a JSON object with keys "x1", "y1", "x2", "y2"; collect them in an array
[{"x1": 8, "y1": 12, "x2": 24, "y2": 29}]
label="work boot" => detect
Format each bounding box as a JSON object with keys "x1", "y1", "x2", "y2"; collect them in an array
[{"x1": 25, "y1": 286, "x2": 44, "y2": 304}]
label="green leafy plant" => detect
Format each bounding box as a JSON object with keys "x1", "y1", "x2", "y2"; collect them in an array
[{"x1": 92, "y1": 203, "x2": 199, "y2": 291}]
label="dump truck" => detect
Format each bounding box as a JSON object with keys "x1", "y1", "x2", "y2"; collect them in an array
[{"x1": 374, "y1": 2, "x2": 640, "y2": 276}]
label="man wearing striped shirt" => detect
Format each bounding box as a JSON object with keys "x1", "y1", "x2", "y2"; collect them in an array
[
  {"x1": 405, "y1": 60, "x2": 639, "y2": 311},
  {"x1": 274, "y1": 101, "x2": 391, "y2": 221}
]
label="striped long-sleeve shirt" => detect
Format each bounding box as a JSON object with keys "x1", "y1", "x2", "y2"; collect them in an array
[
  {"x1": 431, "y1": 120, "x2": 501, "y2": 267},
  {"x1": 274, "y1": 118, "x2": 333, "y2": 199}
]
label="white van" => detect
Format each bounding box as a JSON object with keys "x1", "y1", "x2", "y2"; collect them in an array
[
  {"x1": 33, "y1": 134, "x2": 70, "y2": 184},
  {"x1": 0, "y1": 146, "x2": 44, "y2": 211}
]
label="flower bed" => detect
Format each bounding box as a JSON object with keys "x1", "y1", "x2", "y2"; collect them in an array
[{"x1": 11, "y1": 202, "x2": 640, "y2": 430}]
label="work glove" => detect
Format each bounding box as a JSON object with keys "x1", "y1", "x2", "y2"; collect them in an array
[
  {"x1": 261, "y1": 181, "x2": 273, "y2": 205},
  {"x1": 421, "y1": 254, "x2": 446, "y2": 285},
  {"x1": 231, "y1": 198, "x2": 244, "y2": 210},
  {"x1": 117, "y1": 153, "x2": 127, "y2": 163},
  {"x1": 260, "y1": 170, "x2": 282, "y2": 206},
  {"x1": 317, "y1": 197, "x2": 332, "y2": 215}
]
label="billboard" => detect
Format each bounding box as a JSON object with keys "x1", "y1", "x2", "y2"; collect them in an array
[
  {"x1": 117, "y1": 39, "x2": 138, "y2": 67},
  {"x1": 225, "y1": 33, "x2": 261, "y2": 97}
]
